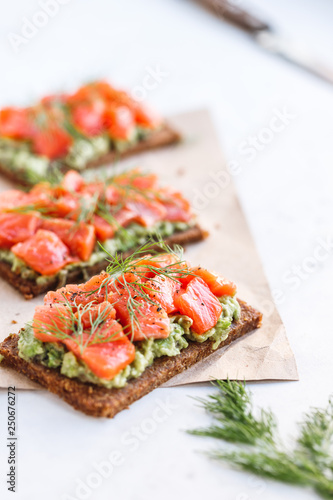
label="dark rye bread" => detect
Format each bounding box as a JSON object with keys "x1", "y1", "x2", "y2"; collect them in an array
[
  {"x1": 0, "y1": 123, "x2": 181, "y2": 187},
  {"x1": 85, "y1": 123, "x2": 181, "y2": 169},
  {"x1": 0, "y1": 300, "x2": 262, "y2": 418},
  {"x1": 0, "y1": 224, "x2": 206, "y2": 299}
]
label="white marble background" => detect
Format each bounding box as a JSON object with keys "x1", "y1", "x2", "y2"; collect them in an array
[{"x1": 0, "y1": 0, "x2": 333, "y2": 499}]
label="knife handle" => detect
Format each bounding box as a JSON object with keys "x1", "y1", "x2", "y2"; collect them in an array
[{"x1": 196, "y1": 0, "x2": 271, "y2": 33}]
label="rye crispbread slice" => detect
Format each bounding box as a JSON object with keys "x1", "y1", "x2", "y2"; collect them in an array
[
  {"x1": 0, "y1": 300, "x2": 262, "y2": 418},
  {"x1": 0, "y1": 123, "x2": 181, "y2": 187},
  {"x1": 0, "y1": 224, "x2": 206, "y2": 299}
]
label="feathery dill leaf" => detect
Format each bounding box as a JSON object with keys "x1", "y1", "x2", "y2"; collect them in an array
[
  {"x1": 296, "y1": 398, "x2": 333, "y2": 470},
  {"x1": 189, "y1": 380, "x2": 276, "y2": 444},
  {"x1": 3, "y1": 204, "x2": 49, "y2": 215},
  {"x1": 84, "y1": 239, "x2": 191, "y2": 340},
  {"x1": 188, "y1": 380, "x2": 333, "y2": 499},
  {"x1": 37, "y1": 240, "x2": 191, "y2": 345},
  {"x1": 102, "y1": 237, "x2": 184, "y2": 278},
  {"x1": 68, "y1": 192, "x2": 99, "y2": 227},
  {"x1": 33, "y1": 295, "x2": 122, "y2": 355}
]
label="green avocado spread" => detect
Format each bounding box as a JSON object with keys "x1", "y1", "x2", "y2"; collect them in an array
[
  {"x1": 0, "y1": 138, "x2": 50, "y2": 183},
  {"x1": 0, "y1": 220, "x2": 193, "y2": 286},
  {"x1": 0, "y1": 127, "x2": 152, "y2": 183},
  {"x1": 17, "y1": 296, "x2": 240, "y2": 389}
]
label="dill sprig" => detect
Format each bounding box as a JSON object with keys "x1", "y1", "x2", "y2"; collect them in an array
[
  {"x1": 188, "y1": 380, "x2": 333, "y2": 499},
  {"x1": 104, "y1": 168, "x2": 176, "y2": 207},
  {"x1": 67, "y1": 192, "x2": 99, "y2": 227},
  {"x1": 3, "y1": 204, "x2": 49, "y2": 215},
  {"x1": 84, "y1": 239, "x2": 193, "y2": 341},
  {"x1": 34, "y1": 240, "x2": 190, "y2": 345},
  {"x1": 190, "y1": 380, "x2": 276, "y2": 445},
  {"x1": 296, "y1": 399, "x2": 333, "y2": 472},
  {"x1": 33, "y1": 295, "x2": 123, "y2": 355},
  {"x1": 104, "y1": 237, "x2": 184, "y2": 277},
  {"x1": 2, "y1": 169, "x2": 181, "y2": 242}
]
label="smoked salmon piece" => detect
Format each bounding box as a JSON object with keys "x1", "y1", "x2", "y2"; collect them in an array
[
  {"x1": 76, "y1": 301, "x2": 117, "y2": 331},
  {"x1": 64, "y1": 333, "x2": 135, "y2": 380},
  {"x1": 0, "y1": 213, "x2": 39, "y2": 248},
  {"x1": 33, "y1": 304, "x2": 72, "y2": 343},
  {"x1": 174, "y1": 277, "x2": 222, "y2": 335},
  {"x1": 44, "y1": 274, "x2": 111, "y2": 308},
  {"x1": 40, "y1": 218, "x2": 95, "y2": 261},
  {"x1": 12, "y1": 229, "x2": 78, "y2": 276},
  {"x1": 0, "y1": 190, "x2": 31, "y2": 210},
  {"x1": 57, "y1": 170, "x2": 85, "y2": 194},
  {"x1": 125, "y1": 196, "x2": 167, "y2": 227},
  {"x1": 180, "y1": 267, "x2": 236, "y2": 297},
  {"x1": 92, "y1": 215, "x2": 115, "y2": 241},
  {"x1": 33, "y1": 298, "x2": 135, "y2": 380},
  {"x1": 158, "y1": 189, "x2": 192, "y2": 223},
  {"x1": 111, "y1": 287, "x2": 170, "y2": 341},
  {"x1": 131, "y1": 253, "x2": 188, "y2": 278},
  {"x1": 146, "y1": 274, "x2": 181, "y2": 314}
]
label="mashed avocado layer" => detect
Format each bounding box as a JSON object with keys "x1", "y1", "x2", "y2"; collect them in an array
[
  {"x1": 17, "y1": 296, "x2": 240, "y2": 389},
  {"x1": 0, "y1": 220, "x2": 193, "y2": 286},
  {"x1": 0, "y1": 127, "x2": 151, "y2": 183},
  {"x1": 0, "y1": 138, "x2": 50, "y2": 184}
]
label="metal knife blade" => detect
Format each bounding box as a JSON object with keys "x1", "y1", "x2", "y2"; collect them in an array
[
  {"x1": 193, "y1": 0, "x2": 333, "y2": 86},
  {"x1": 254, "y1": 30, "x2": 333, "y2": 85}
]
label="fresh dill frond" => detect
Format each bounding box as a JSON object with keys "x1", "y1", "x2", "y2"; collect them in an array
[
  {"x1": 33, "y1": 295, "x2": 123, "y2": 355},
  {"x1": 103, "y1": 237, "x2": 184, "y2": 278},
  {"x1": 104, "y1": 168, "x2": 179, "y2": 207},
  {"x1": 94, "y1": 198, "x2": 129, "y2": 240},
  {"x1": 46, "y1": 162, "x2": 65, "y2": 186},
  {"x1": 68, "y1": 191, "x2": 99, "y2": 226},
  {"x1": 3, "y1": 204, "x2": 49, "y2": 215},
  {"x1": 35, "y1": 240, "x2": 190, "y2": 345},
  {"x1": 82, "y1": 239, "x2": 191, "y2": 341},
  {"x1": 296, "y1": 398, "x2": 333, "y2": 470},
  {"x1": 212, "y1": 448, "x2": 316, "y2": 486},
  {"x1": 190, "y1": 379, "x2": 276, "y2": 445},
  {"x1": 188, "y1": 380, "x2": 333, "y2": 499}
]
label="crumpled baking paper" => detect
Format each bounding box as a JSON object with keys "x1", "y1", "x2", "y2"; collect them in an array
[{"x1": 0, "y1": 109, "x2": 298, "y2": 389}]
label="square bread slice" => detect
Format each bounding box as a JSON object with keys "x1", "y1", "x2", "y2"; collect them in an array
[
  {"x1": 0, "y1": 224, "x2": 206, "y2": 299},
  {"x1": 0, "y1": 300, "x2": 262, "y2": 418},
  {"x1": 0, "y1": 124, "x2": 180, "y2": 187}
]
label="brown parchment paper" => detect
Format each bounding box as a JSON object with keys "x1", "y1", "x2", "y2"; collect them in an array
[{"x1": 0, "y1": 109, "x2": 298, "y2": 389}]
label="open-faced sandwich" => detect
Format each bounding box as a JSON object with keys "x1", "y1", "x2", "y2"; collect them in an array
[
  {"x1": 0, "y1": 243, "x2": 262, "y2": 418},
  {"x1": 0, "y1": 169, "x2": 205, "y2": 298},
  {"x1": 0, "y1": 80, "x2": 180, "y2": 186}
]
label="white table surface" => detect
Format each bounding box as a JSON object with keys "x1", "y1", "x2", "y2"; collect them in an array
[{"x1": 1, "y1": 1, "x2": 333, "y2": 499}]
